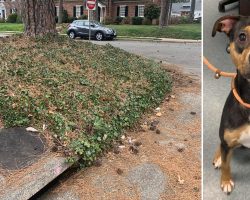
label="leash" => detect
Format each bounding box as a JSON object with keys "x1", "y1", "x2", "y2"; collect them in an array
[{"x1": 203, "y1": 56, "x2": 250, "y2": 109}]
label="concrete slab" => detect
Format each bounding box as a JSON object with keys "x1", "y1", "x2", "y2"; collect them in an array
[
  {"x1": 0, "y1": 153, "x2": 71, "y2": 200},
  {"x1": 127, "y1": 163, "x2": 167, "y2": 200},
  {"x1": 0, "y1": 128, "x2": 72, "y2": 200}
]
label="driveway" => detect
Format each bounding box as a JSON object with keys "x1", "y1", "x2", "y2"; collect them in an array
[
  {"x1": 203, "y1": 1, "x2": 250, "y2": 199},
  {"x1": 92, "y1": 40, "x2": 201, "y2": 77}
]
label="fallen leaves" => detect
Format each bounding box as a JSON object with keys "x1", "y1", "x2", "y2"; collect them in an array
[{"x1": 178, "y1": 175, "x2": 185, "y2": 185}]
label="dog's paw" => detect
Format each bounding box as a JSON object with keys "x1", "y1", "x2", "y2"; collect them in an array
[
  {"x1": 221, "y1": 179, "x2": 234, "y2": 195},
  {"x1": 213, "y1": 156, "x2": 221, "y2": 169}
]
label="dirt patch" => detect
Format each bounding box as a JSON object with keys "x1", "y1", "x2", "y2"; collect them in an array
[{"x1": 37, "y1": 65, "x2": 200, "y2": 200}]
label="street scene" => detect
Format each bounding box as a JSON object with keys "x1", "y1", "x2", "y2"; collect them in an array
[{"x1": 0, "y1": 0, "x2": 201, "y2": 199}]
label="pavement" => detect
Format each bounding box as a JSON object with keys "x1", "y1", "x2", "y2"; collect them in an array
[
  {"x1": 203, "y1": 1, "x2": 250, "y2": 199},
  {"x1": 92, "y1": 40, "x2": 201, "y2": 77}
]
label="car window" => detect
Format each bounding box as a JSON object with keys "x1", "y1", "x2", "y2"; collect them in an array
[
  {"x1": 85, "y1": 21, "x2": 90, "y2": 26},
  {"x1": 76, "y1": 21, "x2": 84, "y2": 26}
]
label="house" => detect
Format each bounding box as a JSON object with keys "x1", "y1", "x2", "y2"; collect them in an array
[
  {"x1": 53, "y1": 0, "x2": 155, "y2": 22},
  {"x1": 1, "y1": 0, "x2": 201, "y2": 23},
  {"x1": 0, "y1": 0, "x2": 20, "y2": 20},
  {"x1": 171, "y1": 0, "x2": 202, "y2": 18},
  {"x1": 1, "y1": 0, "x2": 156, "y2": 22}
]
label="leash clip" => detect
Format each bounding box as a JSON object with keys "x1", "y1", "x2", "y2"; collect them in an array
[{"x1": 214, "y1": 70, "x2": 221, "y2": 79}]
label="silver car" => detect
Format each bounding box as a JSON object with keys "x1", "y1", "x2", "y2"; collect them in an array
[{"x1": 67, "y1": 20, "x2": 117, "y2": 41}]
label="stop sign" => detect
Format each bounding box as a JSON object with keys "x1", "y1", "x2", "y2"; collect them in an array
[{"x1": 86, "y1": 0, "x2": 96, "y2": 10}]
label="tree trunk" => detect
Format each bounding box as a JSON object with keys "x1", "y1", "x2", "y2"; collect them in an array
[
  {"x1": 58, "y1": 0, "x2": 63, "y2": 24},
  {"x1": 168, "y1": 0, "x2": 173, "y2": 25},
  {"x1": 189, "y1": 0, "x2": 196, "y2": 22},
  {"x1": 159, "y1": 0, "x2": 170, "y2": 28},
  {"x1": 22, "y1": 0, "x2": 57, "y2": 36}
]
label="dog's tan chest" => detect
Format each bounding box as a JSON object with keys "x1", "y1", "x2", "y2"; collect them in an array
[
  {"x1": 238, "y1": 126, "x2": 250, "y2": 148},
  {"x1": 224, "y1": 124, "x2": 250, "y2": 148}
]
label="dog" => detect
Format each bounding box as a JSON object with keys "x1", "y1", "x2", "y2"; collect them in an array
[{"x1": 212, "y1": 15, "x2": 250, "y2": 194}]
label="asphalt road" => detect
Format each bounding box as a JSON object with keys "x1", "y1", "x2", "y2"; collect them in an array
[
  {"x1": 203, "y1": 1, "x2": 250, "y2": 199},
  {"x1": 92, "y1": 40, "x2": 201, "y2": 77}
]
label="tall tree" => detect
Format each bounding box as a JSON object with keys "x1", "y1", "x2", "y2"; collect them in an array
[
  {"x1": 58, "y1": 0, "x2": 63, "y2": 24},
  {"x1": 159, "y1": 0, "x2": 170, "y2": 28},
  {"x1": 22, "y1": 0, "x2": 57, "y2": 36},
  {"x1": 189, "y1": 0, "x2": 196, "y2": 21}
]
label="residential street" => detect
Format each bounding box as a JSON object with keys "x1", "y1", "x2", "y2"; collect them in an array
[
  {"x1": 203, "y1": 1, "x2": 250, "y2": 199},
  {"x1": 92, "y1": 40, "x2": 201, "y2": 77}
]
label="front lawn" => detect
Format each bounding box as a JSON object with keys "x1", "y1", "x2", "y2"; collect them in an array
[
  {"x1": 108, "y1": 24, "x2": 201, "y2": 40},
  {"x1": 0, "y1": 23, "x2": 201, "y2": 40},
  {"x1": 0, "y1": 23, "x2": 24, "y2": 32},
  {"x1": 0, "y1": 35, "x2": 171, "y2": 165}
]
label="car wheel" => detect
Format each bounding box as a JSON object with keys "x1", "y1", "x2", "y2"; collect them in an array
[
  {"x1": 95, "y1": 32, "x2": 104, "y2": 41},
  {"x1": 69, "y1": 31, "x2": 76, "y2": 39}
]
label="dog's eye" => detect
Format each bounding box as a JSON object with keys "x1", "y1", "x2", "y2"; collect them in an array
[{"x1": 239, "y1": 33, "x2": 247, "y2": 42}]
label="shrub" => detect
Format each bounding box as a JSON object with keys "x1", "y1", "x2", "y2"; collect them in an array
[
  {"x1": 179, "y1": 16, "x2": 190, "y2": 24},
  {"x1": 142, "y1": 18, "x2": 152, "y2": 25},
  {"x1": 0, "y1": 19, "x2": 5, "y2": 23},
  {"x1": 62, "y1": 10, "x2": 69, "y2": 23},
  {"x1": 103, "y1": 16, "x2": 113, "y2": 25},
  {"x1": 115, "y1": 16, "x2": 123, "y2": 24},
  {"x1": 169, "y1": 16, "x2": 193, "y2": 25},
  {"x1": 16, "y1": 15, "x2": 23, "y2": 23},
  {"x1": 7, "y1": 13, "x2": 18, "y2": 23},
  {"x1": 78, "y1": 15, "x2": 88, "y2": 20},
  {"x1": 144, "y1": 3, "x2": 160, "y2": 22},
  {"x1": 121, "y1": 17, "x2": 131, "y2": 25},
  {"x1": 68, "y1": 16, "x2": 77, "y2": 23},
  {"x1": 132, "y1": 17, "x2": 143, "y2": 25}
]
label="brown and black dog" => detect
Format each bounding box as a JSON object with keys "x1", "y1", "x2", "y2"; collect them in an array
[{"x1": 212, "y1": 15, "x2": 250, "y2": 194}]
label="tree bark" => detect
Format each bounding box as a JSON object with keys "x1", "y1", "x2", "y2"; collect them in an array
[
  {"x1": 58, "y1": 0, "x2": 63, "y2": 24},
  {"x1": 22, "y1": 0, "x2": 57, "y2": 36},
  {"x1": 159, "y1": 0, "x2": 170, "y2": 28},
  {"x1": 168, "y1": 0, "x2": 173, "y2": 25},
  {"x1": 189, "y1": 0, "x2": 196, "y2": 22}
]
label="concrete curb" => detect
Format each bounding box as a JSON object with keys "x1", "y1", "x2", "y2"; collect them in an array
[
  {"x1": 116, "y1": 37, "x2": 201, "y2": 43},
  {"x1": 0, "y1": 153, "x2": 73, "y2": 200}
]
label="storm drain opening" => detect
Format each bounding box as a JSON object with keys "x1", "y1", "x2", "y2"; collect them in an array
[{"x1": 0, "y1": 127, "x2": 46, "y2": 170}]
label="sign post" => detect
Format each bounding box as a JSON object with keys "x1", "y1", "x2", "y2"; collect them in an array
[{"x1": 86, "y1": 0, "x2": 96, "y2": 41}]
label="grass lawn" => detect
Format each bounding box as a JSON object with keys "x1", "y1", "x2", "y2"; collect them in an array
[
  {"x1": 0, "y1": 23, "x2": 201, "y2": 40},
  {"x1": 108, "y1": 24, "x2": 201, "y2": 40},
  {"x1": 0, "y1": 23, "x2": 24, "y2": 32},
  {"x1": 0, "y1": 35, "x2": 171, "y2": 165}
]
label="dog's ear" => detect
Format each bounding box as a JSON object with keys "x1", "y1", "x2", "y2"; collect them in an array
[{"x1": 212, "y1": 15, "x2": 240, "y2": 37}]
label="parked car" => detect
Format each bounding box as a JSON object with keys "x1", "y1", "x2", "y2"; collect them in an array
[{"x1": 67, "y1": 20, "x2": 117, "y2": 41}]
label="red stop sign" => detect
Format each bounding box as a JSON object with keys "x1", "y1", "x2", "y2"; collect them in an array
[{"x1": 86, "y1": 0, "x2": 96, "y2": 10}]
